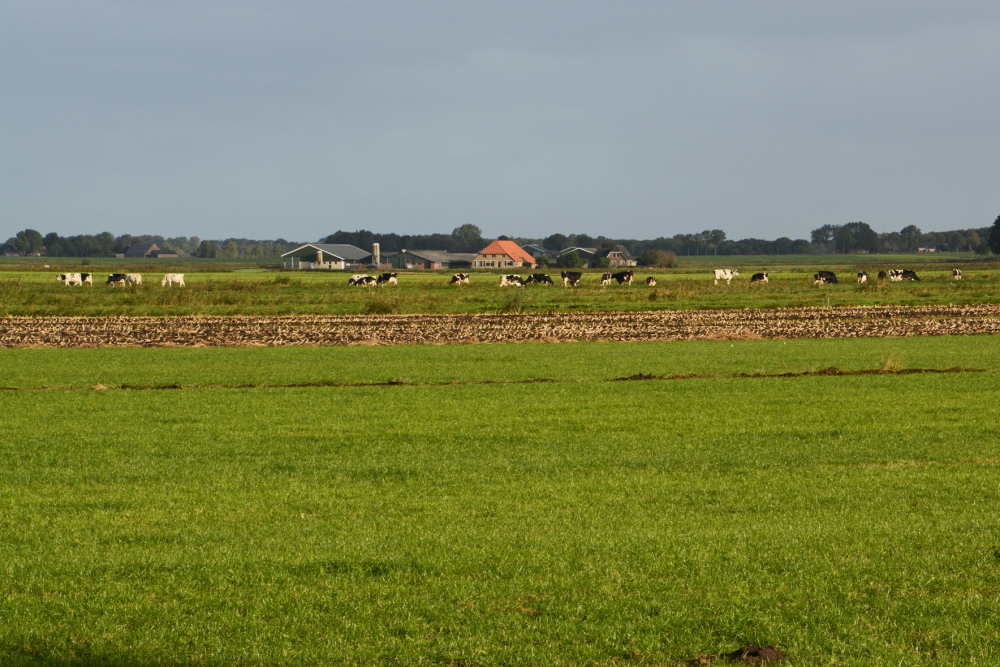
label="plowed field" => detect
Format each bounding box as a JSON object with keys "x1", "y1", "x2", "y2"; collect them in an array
[{"x1": 4, "y1": 304, "x2": 1000, "y2": 347}]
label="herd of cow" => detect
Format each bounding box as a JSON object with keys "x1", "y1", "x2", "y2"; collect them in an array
[
  {"x1": 56, "y1": 273, "x2": 186, "y2": 287},
  {"x1": 53, "y1": 267, "x2": 967, "y2": 291}
]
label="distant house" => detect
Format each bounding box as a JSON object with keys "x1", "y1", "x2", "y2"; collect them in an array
[
  {"x1": 2, "y1": 245, "x2": 18, "y2": 257},
  {"x1": 124, "y1": 243, "x2": 161, "y2": 258},
  {"x1": 473, "y1": 240, "x2": 536, "y2": 269},
  {"x1": 522, "y1": 244, "x2": 557, "y2": 261},
  {"x1": 917, "y1": 243, "x2": 937, "y2": 253},
  {"x1": 151, "y1": 250, "x2": 178, "y2": 258},
  {"x1": 593, "y1": 244, "x2": 636, "y2": 267},
  {"x1": 281, "y1": 243, "x2": 371, "y2": 270},
  {"x1": 382, "y1": 249, "x2": 477, "y2": 270}
]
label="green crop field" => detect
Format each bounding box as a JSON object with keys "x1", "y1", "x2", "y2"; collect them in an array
[
  {"x1": 2, "y1": 254, "x2": 1000, "y2": 317},
  {"x1": 3, "y1": 336, "x2": 1000, "y2": 665}
]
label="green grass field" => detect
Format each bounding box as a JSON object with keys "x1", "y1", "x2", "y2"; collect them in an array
[
  {"x1": 3, "y1": 336, "x2": 1000, "y2": 665},
  {"x1": 2, "y1": 255, "x2": 1000, "y2": 316}
]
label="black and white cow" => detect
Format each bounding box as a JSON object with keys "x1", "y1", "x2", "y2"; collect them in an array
[
  {"x1": 953, "y1": 269, "x2": 962, "y2": 280},
  {"x1": 525, "y1": 273, "x2": 554, "y2": 285},
  {"x1": 887, "y1": 270, "x2": 903, "y2": 282},
  {"x1": 600, "y1": 273, "x2": 612, "y2": 286},
  {"x1": 750, "y1": 272, "x2": 769, "y2": 283},
  {"x1": 878, "y1": 270, "x2": 888, "y2": 280},
  {"x1": 347, "y1": 274, "x2": 368, "y2": 285},
  {"x1": 901, "y1": 270, "x2": 920, "y2": 281},
  {"x1": 80, "y1": 273, "x2": 93, "y2": 286},
  {"x1": 106, "y1": 273, "x2": 127, "y2": 287},
  {"x1": 561, "y1": 271, "x2": 582, "y2": 287},
  {"x1": 449, "y1": 273, "x2": 470, "y2": 285},
  {"x1": 500, "y1": 275, "x2": 524, "y2": 287},
  {"x1": 57, "y1": 273, "x2": 83, "y2": 286},
  {"x1": 713, "y1": 269, "x2": 739, "y2": 285},
  {"x1": 376, "y1": 272, "x2": 397, "y2": 285},
  {"x1": 814, "y1": 271, "x2": 838, "y2": 285},
  {"x1": 646, "y1": 277, "x2": 656, "y2": 286},
  {"x1": 611, "y1": 270, "x2": 633, "y2": 285},
  {"x1": 125, "y1": 273, "x2": 142, "y2": 286},
  {"x1": 857, "y1": 271, "x2": 868, "y2": 284}
]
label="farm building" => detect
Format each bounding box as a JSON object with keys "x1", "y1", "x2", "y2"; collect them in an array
[
  {"x1": 593, "y1": 245, "x2": 636, "y2": 268},
  {"x1": 281, "y1": 243, "x2": 371, "y2": 269},
  {"x1": 917, "y1": 243, "x2": 937, "y2": 253},
  {"x1": 381, "y1": 250, "x2": 477, "y2": 270},
  {"x1": 124, "y1": 243, "x2": 160, "y2": 257},
  {"x1": 473, "y1": 240, "x2": 536, "y2": 269},
  {"x1": 522, "y1": 244, "x2": 557, "y2": 261},
  {"x1": 559, "y1": 246, "x2": 597, "y2": 261}
]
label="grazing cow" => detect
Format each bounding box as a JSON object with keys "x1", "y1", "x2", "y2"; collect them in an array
[
  {"x1": 57, "y1": 273, "x2": 83, "y2": 287},
  {"x1": 750, "y1": 272, "x2": 769, "y2": 283},
  {"x1": 814, "y1": 270, "x2": 838, "y2": 285},
  {"x1": 953, "y1": 269, "x2": 962, "y2": 280},
  {"x1": 878, "y1": 270, "x2": 888, "y2": 280},
  {"x1": 611, "y1": 270, "x2": 634, "y2": 285},
  {"x1": 106, "y1": 273, "x2": 127, "y2": 287},
  {"x1": 80, "y1": 273, "x2": 93, "y2": 286},
  {"x1": 347, "y1": 274, "x2": 368, "y2": 286},
  {"x1": 161, "y1": 273, "x2": 185, "y2": 287},
  {"x1": 713, "y1": 269, "x2": 739, "y2": 285},
  {"x1": 359, "y1": 275, "x2": 378, "y2": 286},
  {"x1": 887, "y1": 270, "x2": 903, "y2": 282},
  {"x1": 376, "y1": 272, "x2": 397, "y2": 285},
  {"x1": 646, "y1": 277, "x2": 656, "y2": 286},
  {"x1": 525, "y1": 273, "x2": 554, "y2": 285},
  {"x1": 449, "y1": 273, "x2": 470, "y2": 285},
  {"x1": 500, "y1": 275, "x2": 524, "y2": 287},
  {"x1": 857, "y1": 271, "x2": 868, "y2": 284},
  {"x1": 561, "y1": 271, "x2": 582, "y2": 287},
  {"x1": 901, "y1": 269, "x2": 920, "y2": 281},
  {"x1": 600, "y1": 273, "x2": 612, "y2": 286},
  {"x1": 125, "y1": 273, "x2": 142, "y2": 286}
]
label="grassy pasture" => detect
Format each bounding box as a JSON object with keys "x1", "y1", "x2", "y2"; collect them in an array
[
  {"x1": 2, "y1": 260, "x2": 1000, "y2": 317},
  {"x1": 3, "y1": 337, "x2": 1000, "y2": 665}
]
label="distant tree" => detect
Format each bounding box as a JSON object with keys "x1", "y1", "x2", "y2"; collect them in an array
[
  {"x1": 223, "y1": 241, "x2": 239, "y2": 258},
  {"x1": 899, "y1": 225, "x2": 922, "y2": 252},
  {"x1": 810, "y1": 225, "x2": 839, "y2": 251},
  {"x1": 14, "y1": 229, "x2": 43, "y2": 255},
  {"x1": 597, "y1": 257, "x2": 611, "y2": 268},
  {"x1": 836, "y1": 222, "x2": 879, "y2": 254},
  {"x1": 975, "y1": 243, "x2": 991, "y2": 256},
  {"x1": 535, "y1": 256, "x2": 549, "y2": 268},
  {"x1": 543, "y1": 233, "x2": 568, "y2": 252},
  {"x1": 451, "y1": 224, "x2": 484, "y2": 253},
  {"x1": 556, "y1": 251, "x2": 585, "y2": 268},
  {"x1": 575, "y1": 234, "x2": 596, "y2": 248},
  {"x1": 989, "y1": 214, "x2": 1000, "y2": 255}
]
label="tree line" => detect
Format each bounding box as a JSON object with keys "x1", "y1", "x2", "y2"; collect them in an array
[
  {"x1": 1, "y1": 231, "x2": 300, "y2": 259},
  {"x1": 4, "y1": 217, "x2": 1000, "y2": 258}
]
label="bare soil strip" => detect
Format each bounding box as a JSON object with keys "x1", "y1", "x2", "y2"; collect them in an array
[{"x1": 3, "y1": 304, "x2": 1000, "y2": 348}]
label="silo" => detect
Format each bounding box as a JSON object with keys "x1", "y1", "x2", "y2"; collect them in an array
[{"x1": 373, "y1": 242, "x2": 380, "y2": 267}]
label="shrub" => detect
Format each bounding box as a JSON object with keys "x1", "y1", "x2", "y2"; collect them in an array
[
  {"x1": 639, "y1": 250, "x2": 678, "y2": 268},
  {"x1": 556, "y1": 251, "x2": 586, "y2": 269}
]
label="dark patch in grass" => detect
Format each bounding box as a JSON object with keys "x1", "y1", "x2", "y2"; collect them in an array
[{"x1": 689, "y1": 645, "x2": 787, "y2": 664}]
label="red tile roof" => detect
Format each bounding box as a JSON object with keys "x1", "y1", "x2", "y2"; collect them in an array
[{"x1": 478, "y1": 240, "x2": 536, "y2": 264}]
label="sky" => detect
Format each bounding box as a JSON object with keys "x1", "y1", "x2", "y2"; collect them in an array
[{"x1": 3, "y1": 1, "x2": 1000, "y2": 242}]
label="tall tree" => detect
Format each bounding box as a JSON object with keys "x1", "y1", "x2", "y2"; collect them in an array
[
  {"x1": 899, "y1": 225, "x2": 921, "y2": 252},
  {"x1": 451, "y1": 224, "x2": 484, "y2": 253},
  {"x1": 989, "y1": 214, "x2": 1000, "y2": 255}
]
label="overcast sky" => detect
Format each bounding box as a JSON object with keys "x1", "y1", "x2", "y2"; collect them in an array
[{"x1": 3, "y1": 1, "x2": 1000, "y2": 242}]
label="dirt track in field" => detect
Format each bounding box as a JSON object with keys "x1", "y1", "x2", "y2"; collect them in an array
[{"x1": 3, "y1": 305, "x2": 1000, "y2": 348}]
